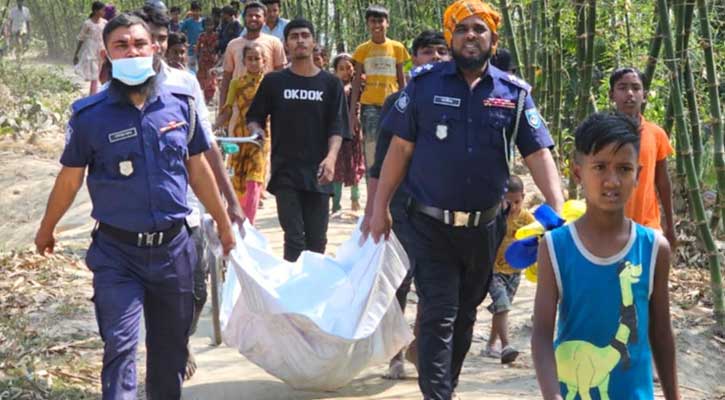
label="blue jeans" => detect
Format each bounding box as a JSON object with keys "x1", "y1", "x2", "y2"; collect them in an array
[{"x1": 360, "y1": 104, "x2": 382, "y2": 172}]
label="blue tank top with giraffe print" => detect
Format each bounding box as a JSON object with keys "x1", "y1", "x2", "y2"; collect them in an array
[{"x1": 544, "y1": 221, "x2": 663, "y2": 399}]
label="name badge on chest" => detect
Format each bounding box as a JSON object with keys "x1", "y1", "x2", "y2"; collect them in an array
[
  {"x1": 108, "y1": 127, "x2": 138, "y2": 143},
  {"x1": 119, "y1": 160, "x2": 134, "y2": 176},
  {"x1": 433, "y1": 96, "x2": 461, "y2": 108}
]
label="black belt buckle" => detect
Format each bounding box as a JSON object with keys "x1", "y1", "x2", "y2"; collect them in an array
[
  {"x1": 137, "y1": 231, "x2": 165, "y2": 247},
  {"x1": 443, "y1": 210, "x2": 482, "y2": 227}
]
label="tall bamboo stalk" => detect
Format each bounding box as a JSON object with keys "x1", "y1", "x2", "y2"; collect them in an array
[
  {"x1": 527, "y1": 0, "x2": 540, "y2": 91},
  {"x1": 498, "y1": 0, "x2": 523, "y2": 75},
  {"x1": 551, "y1": 3, "x2": 563, "y2": 162},
  {"x1": 697, "y1": 0, "x2": 725, "y2": 232},
  {"x1": 658, "y1": 0, "x2": 724, "y2": 329}
]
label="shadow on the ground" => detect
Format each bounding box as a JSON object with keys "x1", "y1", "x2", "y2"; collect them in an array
[{"x1": 182, "y1": 373, "x2": 417, "y2": 400}]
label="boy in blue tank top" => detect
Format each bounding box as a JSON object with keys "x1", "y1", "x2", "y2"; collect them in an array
[{"x1": 532, "y1": 112, "x2": 680, "y2": 400}]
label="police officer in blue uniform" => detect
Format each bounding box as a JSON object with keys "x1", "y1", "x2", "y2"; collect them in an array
[
  {"x1": 369, "y1": 2, "x2": 564, "y2": 399},
  {"x1": 34, "y1": 14, "x2": 235, "y2": 399}
]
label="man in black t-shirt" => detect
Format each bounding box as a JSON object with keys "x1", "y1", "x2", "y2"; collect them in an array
[{"x1": 247, "y1": 18, "x2": 350, "y2": 262}]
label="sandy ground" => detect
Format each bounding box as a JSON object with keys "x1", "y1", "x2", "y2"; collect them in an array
[{"x1": 1, "y1": 60, "x2": 724, "y2": 399}]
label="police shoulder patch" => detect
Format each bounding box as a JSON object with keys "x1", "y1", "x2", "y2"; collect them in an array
[
  {"x1": 71, "y1": 90, "x2": 107, "y2": 114},
  {"x1": 525, "y1": 108, "x2": 543, "y2": 129},
  {"x1": 395, "y1": 92, "x2": 410, "y2": 113},
  {"x1": 500, "y1": 73, "x2": 532, "y2": 92},
  {"x1": 64, "y1": 123, "x2": 73, "y2": 145}
]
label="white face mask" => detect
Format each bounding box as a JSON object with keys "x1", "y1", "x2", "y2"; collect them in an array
[{"x1": 109, "y1": 56, "x2": 156, "y2": 86}]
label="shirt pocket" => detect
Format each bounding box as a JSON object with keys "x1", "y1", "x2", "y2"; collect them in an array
[
  {"x1": 422, "y1": 107, "x2": 462, "y2": 143},
  {"x1": 99, "y1": 139, "x2": 143, "y2": 180},
  {"x1": 158, "y1": 128, "x2": 189, "y2": 174},
  {"x1": 482, "y1": 108, "x2": 515, "y2": 148}
]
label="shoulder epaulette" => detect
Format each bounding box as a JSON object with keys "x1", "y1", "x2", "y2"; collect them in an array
[
  {"x1": 70, "y1": 91, "x2": 108, "y2": 114},
  {"x1": 410, "y1": 63, "x2": 438, "y2": 80},
  {"x1": 499, "y1": 73, "x2": 532, "y2": 92}
]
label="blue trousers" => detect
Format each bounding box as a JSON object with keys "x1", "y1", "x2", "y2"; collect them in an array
[
  {"x1": 85, "y1": 228, "x2": 196, "y2": 400},
  {"x1": 407, "y1": 210, "x2": 506, "y2": 400}
]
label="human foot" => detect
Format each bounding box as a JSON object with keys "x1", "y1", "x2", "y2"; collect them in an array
[
  {"x1": 351, "y1": 200, "x2": 361, "y2": 211},
  {"x1": 500, "y1": 345, "x2": 519, "y2": 364},
  {"x1": 481, "y1": 345, "x2": 500, "y2": 359},
  {"x1": 184, "y1": 346, "x2": 197, "y2": 380},
  {"x1": 382, "y1": 359, "x2": 406, "y2": 380}
]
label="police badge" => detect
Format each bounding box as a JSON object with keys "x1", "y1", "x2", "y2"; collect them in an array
[
  {"x1": 119, "y1": 160, "x2": 134, "y2": 176},
  {"x1": 436, "y1": 124, "x2": 448, "y2": 140},
  {"x1": 525, "y1": 108, "x2": 543, "y2": 129}
]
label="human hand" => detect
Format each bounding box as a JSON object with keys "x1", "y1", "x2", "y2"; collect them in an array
[
  {"x1": 317, "y1": 156, "x2": 335, "y2": 185},
  {"x1": 351, "y1": 116, "x2": 361, "y2": 137},
  {"x1": 369, "y1": 208, "x2": 392, "y2": 244},
  {"x1": 664, "y1": 227, "x2": 678, "y2": 250},
  {"x1": 34, "y1": 227, "x2": 55, "y2": 255},
  {"x1": 359, "y1": 212, "x2": 372, "y2": 246},
  {"x1": 217, "y1": 223, "x2": 236, "y2": 256},
  {"x1": 227, "y1": 202, "x2": 246, "y2": 238}
]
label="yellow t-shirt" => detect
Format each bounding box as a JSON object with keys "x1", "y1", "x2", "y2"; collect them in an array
[
  {"x1": 494, "y1": 209, "x2": 536, "y2": 275},
  {"x1": 352, "y1": 38, "x2": 411, "y2": 106}
]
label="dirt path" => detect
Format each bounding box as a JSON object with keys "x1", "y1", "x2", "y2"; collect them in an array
[{"x1": 1, "y1": 60, "x2": 724, "y2": 399}]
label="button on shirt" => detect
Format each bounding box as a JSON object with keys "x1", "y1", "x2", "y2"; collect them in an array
[
  {"x1": 381, "y1": 61, "x2": 553, "y2": 211},
  {"x1": 60, "y1": 86, "x2": 211, "y2": 232}
]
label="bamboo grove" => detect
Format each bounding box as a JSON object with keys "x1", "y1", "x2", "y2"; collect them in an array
[{"x1": 10, "y1": 0, "x2": 725, "y2": 326}]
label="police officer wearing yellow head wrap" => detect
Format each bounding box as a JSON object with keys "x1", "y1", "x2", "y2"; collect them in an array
[{"x1": 368, "y1": 1, "x2": 564, "y2": 398}]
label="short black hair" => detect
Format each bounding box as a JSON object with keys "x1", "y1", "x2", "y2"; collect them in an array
[
  {"x1": 609, "y1": 67, "x2": 645, "y2": 91},
  {"x1": 491, "y1": 48, "x2": 516, "y2": 73},
  {"x1": 283, "y1": 18, "x2": 315, "y2": 41},
  {"x1": 507, "y1": 175, "x2": 524, "y2": 194},
  {"x1": 242, "y1": 42, "x2": 264, "y2": 58},
  {"x1": 211, "y1": 7, "x2": 222, "y2": 16},
  {"x1": 167, "y1": 31, "x2": 187, "y2": 49},
  {"x1": 103, "y1": 13, "x2": 150, "y2": 46},
  {"x1": 135, "y1": 5, "x2": 170, "y2": 30},
  {"x1": 262, "y1": 0, "x2": 281, "y2": 5},
  {"x1": 169, "y1": 6, "x2": 181, "y2": 13},
  {"x1": 574, "y1": 111, "x2": 640, "y2": 157},
  {"x1": 190, "y1": 1, "x2": 202, "y2": 11},
  {"x1": 331, "y1": 53, "x2": 352, "y2": 70},
  {"x1": 244, "y1": 1, "x2": 267, "y2": 16},
  {"x1": 411, "y1": 30, "x2": 446, "y2": 56},
  {"x1": 222, "y1": 5, "x2": 235, "y2": 16},
  {"x1": 365, "y1": 5, "x2": 389, "y2": 21}
]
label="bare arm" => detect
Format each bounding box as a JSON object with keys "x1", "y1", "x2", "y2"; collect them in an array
[
  {"x1": 318, "y1": 135, "x2": 342, "y2": 185},
  {"x1": 203, "y1": 142, "x2": 246, "y2": 232},
  {"x1": 219, "y1": 71, "x2": 233, "y2": 110},
  {"x1": 531, "y1": 238, "x2": 564, "y2": 400},
  {"x1": 350, "y1": 63, "x2": 364, "y2": 128},
  {"x1": 655, "y1": 159, "x2": 676, "y2": 248},
  {"x1": 524, "y1": 148, "x2": 564, "y2": 213},
  {"x1": 396, "y1": 63, "x2": 406, "y2": 90},
  {"x1": 369, "y1": 136, "x2": 415, "y2": 242},
  {"x1": 73, "y1": 41, "x2": 83, "y2": 64},
  {"x1": 35, "y1": 166, "x2": 85, "y2": 254},
  {"x1": 186, "y1": 154, "x2": 235, "y2": 254},
  {"x1": 650, "y1": 239, "x2": 680, "y2": 400}
]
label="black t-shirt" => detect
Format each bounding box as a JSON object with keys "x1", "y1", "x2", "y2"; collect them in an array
[
  {"x1": 246, "y1": 68, "x2": 351, "y2": 194},
  {"x1": 369, "y1": 90, "x2": 409, "y2": 209}
]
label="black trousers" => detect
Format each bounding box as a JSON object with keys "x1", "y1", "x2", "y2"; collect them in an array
[
  {"x1": 275, "y1": 187, "x2": 331, "y2": 262},
  {"x1": 408, "y1": 209, "x2": 506, "y2": 400},
  {"x1": 391, "y1": 197, "x2": 416, "y2": 313}
]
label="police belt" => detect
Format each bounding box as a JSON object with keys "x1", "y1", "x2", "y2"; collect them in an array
[
  {"x1": 97, "y1": 221, "x2": 185, "y2": 248},
  {"x1": 412, "y1": 201, "x2": 500, "y2": 228}
]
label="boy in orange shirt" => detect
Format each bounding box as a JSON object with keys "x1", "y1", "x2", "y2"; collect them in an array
[
  {"x1": 349, "y1": 5, "x2": 410, "y2": 170},
  {"x1": 610, "y1": 67, "x2": 676, "y2": 247}
]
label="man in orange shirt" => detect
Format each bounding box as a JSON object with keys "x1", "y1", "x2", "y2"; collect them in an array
[
  {"x1": 219, "y1": 1, "x2": 286, "y2": 113},
  {"x1": 610, "y1": 67, "x2": 676, "y2": 247}
]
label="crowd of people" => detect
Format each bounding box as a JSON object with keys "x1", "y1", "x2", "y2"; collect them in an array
[{"x1": 24, "y1": 0, "x2": 684, "y2": 399}]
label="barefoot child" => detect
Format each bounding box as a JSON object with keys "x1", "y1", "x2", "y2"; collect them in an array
[
  {"x1": 196, "y1": 17, "x2": 219, "y2": 103},
  {"x1": 73, "y1": 1, "x2": 107, "y2": 95},
  {"x1": 532, "y1": 112, "x2": 680, "y2": 399},
  {"x1": 331, "y1": 53, "x2": 365, "y2": 213},
  {"x1": 482, "y1": 175, "x2": 534, "y2": 364},
  {"x1": 217, "y1": 43, "x2": 269, "y2": 224}
]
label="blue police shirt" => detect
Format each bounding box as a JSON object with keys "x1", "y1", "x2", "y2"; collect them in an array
[
  {"x1": 381, "y1": 61, "x2": 554, "y2": 211},
  {"x1": 60, "y1": 84, "x2": 211, "y2": 232}
]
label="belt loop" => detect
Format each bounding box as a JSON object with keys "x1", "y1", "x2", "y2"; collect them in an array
[
  {"x1": 157, "y1": 232, "x2": 164, "y2": 246},
  {"x1": 444, "y1": 210, "x2": 451, "y2": 225},
  {"x1": 137, "y1": 233, "x2": 143, "y2": 247},
  {"x1": 474, "y1": 211, "x2": 481, "y2": 227}
]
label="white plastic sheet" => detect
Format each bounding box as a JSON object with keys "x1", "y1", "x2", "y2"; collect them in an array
[{"x1": 204, "y1": 218, "x2": 413, "y2": 391}]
